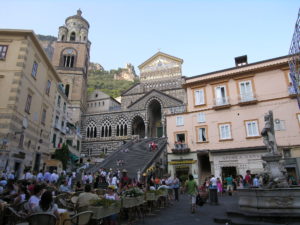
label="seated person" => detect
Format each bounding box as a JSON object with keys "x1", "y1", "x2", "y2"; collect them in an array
[
  {"x1": 77, "y1": 184, "x2": 99, "y2": 210},
  {"x1": 32, "y1": 190, "x2": 59, "y2": 219},
  {"x1": 59, "y1": 180, "x2": 71, "y2": 193},
  {"x1": 28, "y1": 184, "x2": 43, "y2": 212},
  {"x1": 103, "y1": 186, "x2": 119, "y2": 225}
]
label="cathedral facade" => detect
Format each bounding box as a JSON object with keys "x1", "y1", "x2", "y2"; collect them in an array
[{"x1": 81, "y1": 52, "x2": 187, "y2": 159}]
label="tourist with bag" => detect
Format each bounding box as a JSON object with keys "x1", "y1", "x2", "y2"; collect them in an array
[{"x1": 185, "y1": 174, "x2": 198, "y2": 213}]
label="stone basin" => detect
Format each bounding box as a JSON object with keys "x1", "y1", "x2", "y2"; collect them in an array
[{"x1": 238, "y1": 187, "x2": 300, "y2": 215}]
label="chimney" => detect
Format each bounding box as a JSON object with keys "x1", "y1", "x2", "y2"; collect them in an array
[{"x1": 235, "y1": 55, "x2": 248, "y2": 67}]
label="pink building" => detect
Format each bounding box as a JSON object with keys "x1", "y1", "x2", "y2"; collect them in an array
[{"x1": 166, "y1": 55, "x2": 300, "y2": 184}]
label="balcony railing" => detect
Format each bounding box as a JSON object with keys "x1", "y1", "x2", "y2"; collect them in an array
[
  {"x1": 171, "y1": 143, "x2": 190, "y2": 154},
  {"x1": 238, "y1": 92, "x2": 257, "y2": 105},
  {"x1": 54, "y1": 123, "x2": 60, "y2": 130},
  {"x1": 288, "y1": 85, "x2": 298, "y2": 98},
  {"x1": 167, "y1": 106, "x2": 187, "y2": 115},
  {"x1": 213, "y1": 97, "x2": 231, "y2": 109},
  {"x1": 214, "y1": 96, "x2": 229, "y2": 106},
  {"x1": 60, "y1": 128, "x2": 66, "y2": 134}
]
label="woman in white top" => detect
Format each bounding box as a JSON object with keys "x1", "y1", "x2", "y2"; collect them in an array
[
  {"x1": 32, "y1": 190, "x2": 59, "y2": 219},
  {"x1": 28, "y1": 184, "x2": 43, "y2": 212},
  {"x1": 103, "y1": 186, "x2": 119, "y2": 225}
]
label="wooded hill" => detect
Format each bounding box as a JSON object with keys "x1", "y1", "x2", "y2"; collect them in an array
[{"x1": 87, "y1": 68, "x2": 139, "y2": 98}]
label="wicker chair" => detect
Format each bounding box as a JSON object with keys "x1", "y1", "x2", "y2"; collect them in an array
[
  {"x1": 27, "y1": 213, "x2": 57, "y2": 225},
  {"x1": 57, "y1": 198, "x2": 74, "y2": 211},
  {"x1": 6, "y1": 207, "x2": 27, "y2": 225},
  {"x1": 63, "y1": 211, "x2": 93, "y2": 225}
]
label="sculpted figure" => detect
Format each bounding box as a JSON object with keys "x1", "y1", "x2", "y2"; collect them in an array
[{"x1": 261, "y1": 110, "x2": 278, "y2": 155}]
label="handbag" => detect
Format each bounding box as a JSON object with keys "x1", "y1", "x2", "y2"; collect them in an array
[{"x1": 196, "y1": 194, "x2": 204, "y2": 206}]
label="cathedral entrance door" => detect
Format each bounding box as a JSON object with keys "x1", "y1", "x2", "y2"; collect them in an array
[
  {"x1": 157, "y1": 127, "x2": 163, "y2": 137},
  {"x1": 147, "y1": 99, "x2": 162, "y2": 138}
]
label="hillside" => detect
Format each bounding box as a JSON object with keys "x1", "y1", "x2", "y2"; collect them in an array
[
  {"x1": 88, "y1": 68, "x2": 139, "y2": 98},
  {"x1": 37, "y1": 34, "x2": 57, "y2": 60}
]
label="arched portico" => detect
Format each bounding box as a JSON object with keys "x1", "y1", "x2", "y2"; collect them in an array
[
  {"x1": 131, "y1": 116, "x2": 145, "y2": 138},
  {"x1": 146, "y1": 99, "x2": 163, "y2": 138}
]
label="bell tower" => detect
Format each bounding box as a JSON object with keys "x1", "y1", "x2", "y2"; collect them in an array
[{"x1": 52, "y1": 9, "x2": 90, "y2": 127}]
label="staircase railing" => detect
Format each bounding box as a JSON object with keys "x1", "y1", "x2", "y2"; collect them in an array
[{"x1": 141, "y1": 137, "x2": 167, "y2": 174}]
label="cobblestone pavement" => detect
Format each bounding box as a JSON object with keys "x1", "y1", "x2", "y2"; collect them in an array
[{"x1": 134, "y1": 193, "x2": 236, "y2": 225}]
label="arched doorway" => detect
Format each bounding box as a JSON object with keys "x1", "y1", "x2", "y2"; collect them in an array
[
  {"x1": 147, "y1": 99, "x2": 162, "y2": 138},
  {"x1": 131, "y1": 116, "x2": 145, "y2": 138}
]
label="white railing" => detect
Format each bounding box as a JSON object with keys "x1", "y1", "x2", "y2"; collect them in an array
[
  {"x1": 214, "y1": 96, "x2": 229, "y2": 106},
  {"x1": 239, "y1": 93, "x2": 256, "y2": 102},
  {"x1": 288, "y1": 86, "x2": 297, "y2": 95}
]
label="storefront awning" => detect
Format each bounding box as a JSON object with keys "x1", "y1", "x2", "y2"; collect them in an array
[{"x1": 69, "y1": 153, "x2": 79, "y2": 162}]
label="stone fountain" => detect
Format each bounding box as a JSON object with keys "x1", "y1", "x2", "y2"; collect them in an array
[{"x1": 237, "y1": 110, "x2": 300, "y2": 222}]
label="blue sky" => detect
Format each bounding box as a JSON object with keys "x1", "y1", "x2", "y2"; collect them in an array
[{"x1": 1, "y1": 0, "x2": 299, "y2": 77}]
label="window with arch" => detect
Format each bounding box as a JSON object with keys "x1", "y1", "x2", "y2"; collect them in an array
[
  {"x1": 116, "y1": 117, "x2": 128, "y2": 136},
  {"x1": 61, "y1": 35, "x2": 65, "y2": 41},
  {"x1": 61, "y1": 48, "x2": 76, "y2": 68},
  {"x1": 86, "y1": 121, "x2": 97, "y2": 138},
  {"x1": 70, "y1": 32, "x2": 76, "y2": 41},
  {"x1": 100, "y1": 119, "x2": 112, "y2": 137}
]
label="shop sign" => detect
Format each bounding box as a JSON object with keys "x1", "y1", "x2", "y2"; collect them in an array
[{"x1": 168, "y1": 160, "x2": 197, "y2": 165}]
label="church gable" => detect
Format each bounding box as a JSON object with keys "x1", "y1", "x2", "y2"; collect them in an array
[
  {"x1": 138, "y1": 52, "x2": 183, "y2": 82},
  {"x1": 127, "y1": 89, "x2": 183, "y2": 111},
  {"x1": 122, "y1": 83, "x2": 141, "y2": 96}
]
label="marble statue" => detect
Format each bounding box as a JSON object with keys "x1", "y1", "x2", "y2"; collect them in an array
[{"x1": 261, "y1": 110, "x2": 278, "y2": 155}]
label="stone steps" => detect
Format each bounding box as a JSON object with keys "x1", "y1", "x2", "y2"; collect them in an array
[{"x1": 86, "y1": 137, "x2": 167, "y2": 178}]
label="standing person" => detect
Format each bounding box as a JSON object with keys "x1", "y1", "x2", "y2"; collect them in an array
[
  {"x1": 173, "y1": 175, "x2": 180, "y2": 201},
  {"x1": 253, "y1": 175, "x2": 260, "y2": 187},
  {"x1": 216, "y1": 178, "x2": 223, "y2": 196},
  {"x1": 185, "y1": 174, "x2": 198, "y2": 213},
  {"x1": 88, "y1": 173, "x2": 93, "y2": 184},
  {"x1": 209, "y1": 175, "x2": 218, "y2": 204},
  {"x1": 225, "y1": 175, "x2": 233, "y2": 196},
  {"x1": 165, "y1": 174, "x2": 174, "y2": 201},
  {"x1": 37, "y1": 170, "x2": 44, "y2": 182},
  {"x1": 244, "y1": 170, "x2": 252, "y2": 187},
  {"x1": 44, "y1": 170, "x2": 51, "y2": 183},
  {"x1": 119, "y1": 169, "x2": 130, "y2": 191},
  {"x1": 50, "y1": 170, "x2": 58, "y2": 184}
]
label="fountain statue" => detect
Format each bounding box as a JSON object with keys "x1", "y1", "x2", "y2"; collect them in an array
[
  {"x1": 260, "y1": 110, "x2": 288, "y2": 188},
  {"x1": 236, "y1": 110, "x2": 300, "y2": 222}
]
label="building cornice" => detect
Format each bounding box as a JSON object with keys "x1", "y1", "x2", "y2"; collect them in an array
[
  {"x1": 185, "y1": 55, "x2": 290, "y2": 86},
  {"x1": 0, "y1": 29, "x2": 61, "y2": 82}
]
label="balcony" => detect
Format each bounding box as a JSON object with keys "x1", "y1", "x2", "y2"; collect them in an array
[
  {"x1": 171, "y1": 143, "x2": 191, "y2": 154},
  {"x1": 166, "y1": 106, "x2": 187, "y2": 115},
  {"x1": 54, "y1": 123, "x2": 60, "y2": 131},
  {"x1": 60, "y1": 128, "x2": 66, "y2": 135},
  {"x1": 213, "y1": 97, "x2": 231, "y2": 110},
  {"x1": 238, "y1": 93, "x2": 258, "y2": 105},
  {"x1": 288, "y1": 85, "x2": 298, "y2": 98}
]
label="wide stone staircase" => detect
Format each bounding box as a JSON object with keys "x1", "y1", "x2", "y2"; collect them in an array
[{"x1": 86, "y1": 137, "x2": 167, "y2": 178}]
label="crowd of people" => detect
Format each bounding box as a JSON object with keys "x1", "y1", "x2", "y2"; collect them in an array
[
  {"x1": 0, "y1": 167, "x2": 298, "y2": 223},
  {"x1": 0, "y1": 168, "x2": 184, "y2": 224}
]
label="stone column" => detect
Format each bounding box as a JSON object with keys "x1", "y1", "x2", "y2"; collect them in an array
[
  {"x1": 162, "y1": 120, "x2": 165, "y2": 138},
  {"x1": 144, "y1": 121, "x2": 148, "y2": 139}
]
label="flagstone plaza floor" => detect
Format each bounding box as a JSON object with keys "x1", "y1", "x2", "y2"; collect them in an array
[{"x1": 134, "y1": 193, "x2": 236, "y2": 225}]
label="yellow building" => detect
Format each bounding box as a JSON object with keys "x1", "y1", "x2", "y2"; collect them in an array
[{"x1": 0, "y1": 29, "x2": 61, "y2": 178}]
